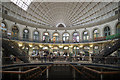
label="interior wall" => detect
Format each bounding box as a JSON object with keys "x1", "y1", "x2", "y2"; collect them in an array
[{"x1": 1, "y1": 18, "x2": 118, "y2": 42}]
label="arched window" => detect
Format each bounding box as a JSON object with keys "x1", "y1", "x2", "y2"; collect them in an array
[
  {"x1": 21, "y1": 44, "x2": 29, "y2": 54},
  {"x1": 63, "y1": 46, "x2": 69, "y2": 50},
  {"x1": 93, "y1": 46, "x2": 99, "y2": 54},
  {"x1": 43, "y1": 32, "x2": 50, "y2": 42},
  {"x1": 93, "y1": 29, "x2": 99, "y2": 39},
  {"x1": 23, "y1": 29, "x2": 29, "y2": 40},
  {"x1": 58, "y1": 24, "x2": 64, "y2": 27},
  {"x1": 63, "y1": 46, "x2": 69, "y2": 56},
  {"x1": 12, "y1": 26, "x2": 19, "y2": 39},
  {"x1": 104, "y1": 26, "x2": 110, "y2": 36},
  {"x1": 63, "y1": 32, "x2": 70, "y2": 42},
  {"x1": 83, "y1": 31, "x2": 89, "y2": 41},
  {"x1": 32, "y1": 46, "x2": 39, "y2": 55},
  {"x1": 83, "y1": 46, "x2": 90, "y2": 56},
  {"x1": 33, "y1": 30, "x2": 39, "y2": 41},
  {"x1": 53, "y1": 32, "x2": 59, "y2": 42},
  {"x1": 73, "y1": 46, "x2": 79, "y2": 56},
  {"x1": 116, "y1": 23, "x2": 120, "y2": 34},
  {"x1": 43, "y1": 46, "x2": 49, "y2": 50},
  {"x1": 53, "y1": 46, "x2": 59, "y2": 55},
  {"x1": 1, "y1": 22, "x2": 7, "y2": 37},
  {"x1": 73, "y1": 32, "x2": 79, "y2": 42},
  {"x1": 56, "y1": 23, "x2": 66, "y2": 27}
]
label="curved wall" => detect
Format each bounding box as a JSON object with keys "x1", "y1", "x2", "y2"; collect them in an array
[{"x1": 1, "y1": 17, "x2": 118, "y2": 42}]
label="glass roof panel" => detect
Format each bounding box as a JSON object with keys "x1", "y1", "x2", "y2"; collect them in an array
[{"x1": 11, "y1": 0, "x2": 33, "y2": 11}]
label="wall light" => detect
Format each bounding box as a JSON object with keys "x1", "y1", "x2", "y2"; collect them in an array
[
  {"x1": 69, "y1": 46, "x2": 73, "y2": 48},
  {"x1": 90, "y1": 45, "x2": 93, "y2": 47},
  {"x1": 90, "y1": 51, "x2": 93, "y2": 53},
  {"x1": 59, "y1": 46, "x2": 63, "y2": 48},
  {"x1": 79, "y1": 45, "x2": 83, "y2": 48},
  {"x1": 39, "y1": 45, "x2": 43, "y2": 48},
  {"x1": 18, "y1": 43, "x2": 22, "y2": 47},
  {"x1": 49, "y1": 46, "x2": 52, "y2": 48},
  {"x1": 64, "y1": 47, "x2": 68, "y2": 49},
  {"x1": 29, "y1": 44, "x2": 32, "y2": 47}
]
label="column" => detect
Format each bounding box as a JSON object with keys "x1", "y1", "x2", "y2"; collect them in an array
[
  {"x1": 73, "y1": 69, "x2": 76, "y2": 80},
  {"x1": 18, "y1": 68, "x2": 21, "y2": 80},
  {"x1": 117, "y1": 49, "x2": 120, "y2": 63},
  {"x1": 69, "y1": 32, "x2": 72, "y2": 42},
  {"x1": 89, "y1": 45, "x2": 93, "y2": 62},
  {"x1": 29, "y1": 47, "x2": 33, "y2": 61},
  {"x1": 46, "y1": 66, "x2": 49, "y2": 79},
  {"x1": 100, "y1": 68, "x2": 103, "y2": 80}
]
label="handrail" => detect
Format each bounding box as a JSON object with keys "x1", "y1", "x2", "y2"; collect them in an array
[
  {"x1": 83, "y1": 66, "x2": 101, "y2": 74},
  {"x1": 23, "y1": 67, "x2": 40, "y2": 73},
  {"x1": 8, "y1": 40, "x2": 28, "y2": 56},
  {"x1": 0, "y1": 71, "x2": 24, "y2": 74},
  {"x1": 2, "y1": 55, "x2": 120, "y2": 58},
  {"x1": 2, "y1": 36, "x2": 120, "y2": 44},
  {"x1": 69, "y1": 64, "x2": 89, "y2": 80},
  {"x1": 96, "y1": 39, "x2": 115, "y2": 56},
  {"x1": 83, "y1": 66, "x2": 120, "y2": 75},
  {"x1": 25, "y1": 68, "x2": 42, "y2": 79},
  {"x1": 0, "y1": 67, "x2": 40, "y2": 74},
  {"x1": 28, "y1": 64, "x2": 53, "y2": 79},
  {"x1": 82, "y1": 70, "x2": 96, "y2": 79},
  {"x1": 2, "y1": 55, "x2": 120, "y2": 66},
  {"x1": 93, "y1": 39, "x2": 120, "y2": 63},
  {"x1": 69, "y1": 64, "x2": 83, "y2": 75},
  {"x1": 2, "y1": 39, "x2": 29, "y2": 63},
  {"x1": 101, "y1": 71, "x2": 120, "y2": 74},
  {"x1": 41, "y1": 64, "x2": 53, "y2": 74},
  {"x1": 1, "y1": 63, "x2": 120, "y2": 80}
]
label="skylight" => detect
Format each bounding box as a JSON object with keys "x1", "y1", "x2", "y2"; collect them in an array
[{"x1": 11, "y1": 0, "x2": 33, "y2": 11}]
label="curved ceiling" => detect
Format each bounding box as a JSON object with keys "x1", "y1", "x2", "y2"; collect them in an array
[
  {"x1": 2, "y1": 1, "x2": 119, "y2": 29},
  {"x1": 27, "y1": 2, "x2": 118, "y2": 27}
]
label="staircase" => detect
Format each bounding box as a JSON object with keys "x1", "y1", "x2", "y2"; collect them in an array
[
  {"x1": 2, "y1": 39, "x2": 29, "y2": 63},
  {"x1": 93, "y1": 39, "x2": 120, "y2": 63}
]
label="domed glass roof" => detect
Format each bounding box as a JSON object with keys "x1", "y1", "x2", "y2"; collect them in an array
[{"x1": 2, "y1": 0, "x2": 119, "y2": 29}]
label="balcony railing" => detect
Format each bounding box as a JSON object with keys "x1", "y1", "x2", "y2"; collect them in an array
[
  {"x1": 2, "y1": 56, "x2": 120, "y2": 65},
  {"x1": 2, "y1": 34, "x2": 120, "y2": 44}
]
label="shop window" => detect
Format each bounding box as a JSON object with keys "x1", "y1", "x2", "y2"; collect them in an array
[
  {"x1": 116, "y1": 23, "x2": 120, "y2": 34},
  {"x1": 73, "y1": 46, "x2": 80, "y2": 56},
  {"x1": 33, "y1": 31, "x2": 39, "y2": 41},
  {"x1": 53, "y1": 46, "x2": 59, "y2": 56},
  {"x1": 104, "y1": 26, "x2": 110, "y2": 36},
  {"x1": 63, "y1": 32, "x2": 69, "y2": 42},
  {"x1": 12, "y1": 26, "x2": 19, "y2": 39},
  {"x1": 93, "y1": 46, "x2": 99, "y2": 54},
  {"x1": 23, "y1": 28, "x2": 29, "y2": 40},
  {"x1": 83, "y1": 46, "x2": 90, "y2": 56},
  {"x1": 83, "y1": 31, "x2": 89, "y2": 41},
  {"x1": 32, "y1": 46, "x2": 39, "y2": 56},
  {"x1": 43, "y1": 46, "x2": 49, "y2": 50},
  {"x1": 43, "y1": 32, "x2": 50, "y2": 42},
  {"x1": 63, "y1": 46, "x2": 69, "y2": 56},
  {"x1": 21, "y1": 45, "x2": 29, "y2": 54},
  {"x1": 1, "y1": 22, "x2": 7, "y2": 37},
  {"x1": 73, "y1": 32, "x2": 79, "y2": 42},
  {"x1": 53, "y1": 32, "x2": 59, "y2": 42},
  {"x1": 93, "y1": 29, "x2": 99, "y2": 39}
]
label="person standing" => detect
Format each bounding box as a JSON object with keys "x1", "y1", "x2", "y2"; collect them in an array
[{"x1": 43, "y1": 50, "x2": 47, "y2": 63}]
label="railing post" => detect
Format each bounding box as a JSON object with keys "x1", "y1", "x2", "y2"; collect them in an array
[
  {"x1": 117, "y1": 49, "x2": 120, "y2": 64},
  {"x1": 46, "y1": 66, "x2": 49, "y2": 79},
  {"x1": 18, "y1": 68, "x2": 21, "y2": 80},
  {"x1": 100, "y1": 69, "x2": 103, "y2": 80},
  {"x1": 73, "y1": 68, "x2": 76, "y2": 80}
]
